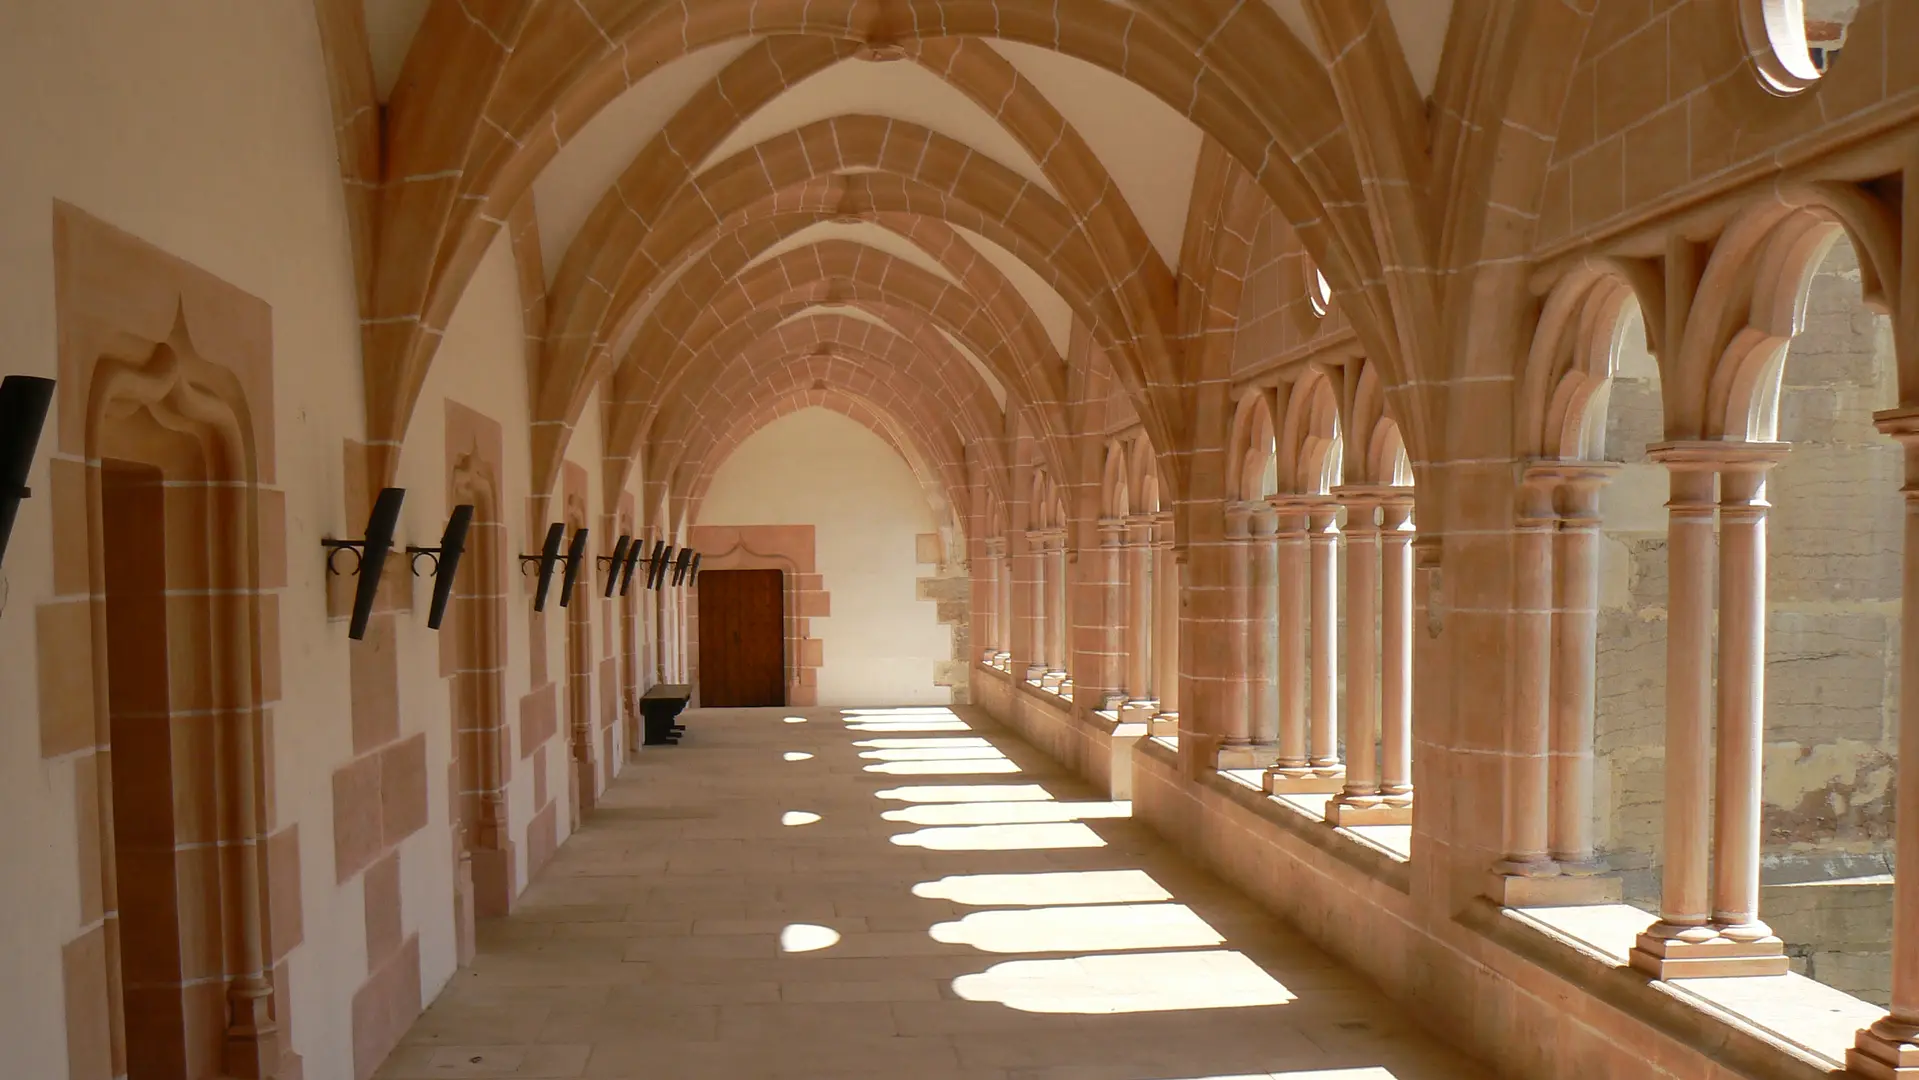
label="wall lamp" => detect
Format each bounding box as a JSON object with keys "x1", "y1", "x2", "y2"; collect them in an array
[
  {"x1": 322, "y1": 487, "x2": 406, "y2": 640},
  {"x1": 408, "y1": 505, "x2": 473, "y2": 630},
  {"x1": 647, "y1": 544, "x2": 675, "y2": 590},
  {"x1": 519, "y1": 524, "x2": 589, "y2": 612},
  {"x1": 670, "y1": 547, "x2": 694, "y2": 587},
  {"x1": 598, "y1": 534, "x2": 632, "y2": 598},
  {"x1": 0, "y1": 375, "x2": 56, "y2": 573}
]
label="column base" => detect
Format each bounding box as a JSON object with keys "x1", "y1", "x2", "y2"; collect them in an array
[
  {"x1": 1216, "y1": 742, "x2": 1279, "y2": 769},
  {"x1": 1327, "y1": 798, "x2": 1412, "y2": 826},
  {"x1": 1117, "y1": 701, "x2": 1159, "y2": 725},
  {"x1": 1485, "y1": 870, "x2": 1621, "y2": 907},
  {"x1": 1024, "y1": 664, "x2": 1047, "y2": 682},
  {"x1": 1148, "y1": 711, "x2": 1179, "y2": 739},
  {"x1": 1263, "y1": 768, "x2": 1344, "y2": 795},
  {"x1": 1039, "y1": 671, "x2": 1066, "y2": 690},
  {"x1": 1628, "y1": 929, "x2": 1789, "y2": 979},
  {"x1": 472, "y1": 842, "x2": 517, "y2": 918},
  {"x1": 1850, "y1": 1028, "x2": 1919, "y2": 1078}
]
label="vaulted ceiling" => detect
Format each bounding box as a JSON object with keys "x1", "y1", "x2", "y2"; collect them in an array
[{"x1": 317, "y1": 0, "x2": 1465, "y2": 526}]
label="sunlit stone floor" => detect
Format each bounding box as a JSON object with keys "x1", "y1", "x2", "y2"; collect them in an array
[{"x1": 378, "y1": 704, "x2": 1490, "y2": 1080}]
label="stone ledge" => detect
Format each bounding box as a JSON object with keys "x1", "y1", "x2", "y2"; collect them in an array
[
  {"x1": 1465, "y1": 901, "x2": 1878, "y2": 1080},
  {"x1": 1134, "y1": 737, "x2": 1411, "y2": 895}
]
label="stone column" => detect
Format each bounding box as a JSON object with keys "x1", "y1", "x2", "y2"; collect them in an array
[
  {"x1": 1264, "y1": 499, "x2": 1313, "y2": 791},
  {"x1": 1378, "y1": 494, "x2": 1415, "y2": 810},
  {"x1": 1218, "y1": 503, "x2": 1255, "y2": 756},
  {"x1": 1045, "y1": 532, "x2": 1069, "y2": 681},
  {"x1": 1094, "y1": 518, "x2": 1129, "y2": 709},
  {"x1": 1021, "y1": 530, "x2": 1046, "y2": 681},
  {"x1": 1491, "y1": 470, "x2": 1560, "y2": 895},
  {"x1": 1307, "y1": 502, "x2": 1343, "y2": 785},
  {"x1": 1152, "y1": 515, "x2": 1180, "y2": 734},
  {"x1": 1123, "y1": 516, "x2": 1156, "y2": 714},
  {"x1": 996, "y1": 536, "x2": 1014, "y2": 663},
  {"x1": 981, "y1": 537, "x2": 1005, "y2": 664},
  {"x1": 1332, "y1": 489, "x2": 1404, "y2": 825},
  {"x1": 1710, "y1": 450, "x2": 1786, "y2": 955},
  {"x1": 1549, "y1": 465, "x2": 1618, "y2": 874},
  {"x1": 1247, "y1": 503, "x2": 1281, "y2": 756},
  {"x1": 1631, "y1": 443, "x2": 1788, "y2": 978},
  {"x1": 1853, "y1": 408, "x2": 1919, "y2": 1077}
]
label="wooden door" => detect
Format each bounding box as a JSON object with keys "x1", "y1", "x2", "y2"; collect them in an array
[{"x1": 698, "y1": 568, "x2": 786, "y2": 707}]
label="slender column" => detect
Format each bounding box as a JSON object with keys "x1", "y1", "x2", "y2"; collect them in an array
[
  {"x1": 1021, "y1": 531, "x2": 1046, "y2": 680},
  {"x1": 1094, "y1": 519, "x2": 1128, "y2": 708},
  {"x1": 1632, "y1": 445, "x2": 1785, "y2": 977},
  {"x1": 1265, "y1": 500, "x2": 1312, "y2": 789},
  {"x1": 1550, "y1": 465, "x2": 1618, "y2": 873},
  {"x1": 1124, "y1": 517, "x2": 1155, "y2": 705},
  {"x1": 1152, "y1": 516, "x2": 1180, "y2": 729},
  {"x1": 1854, "y1": 409, "x2": 1919, "y2": 1076},
  {"x1": 1045, "y1": 532, "x2": 1069, "y2": 677},
  {"x1": 1331, "y1": 490, "x2": 1396, "y2": 825},
  {"x1": 1307, "y1": 503, "x2": 1343, "y2": 780},
  {"x1": 1378, "y1": 496, "x2": 1414, "y2": 808},
  {"x1": 1711, "y1": 451, "x2": 1785, "y2": 948},
  {"x1": 996, "y1": 537, "x2": 1013, "y2": 661},
  {"x1": 1247, "y1": 504, "x2": 1281, "y2": 754},
  {"x1": 1219, "y1": 503, "x2": 1255, "y2": 753},
  {"x1": 1493, "y1": 471, "x2": 1559, "y2": 883}
]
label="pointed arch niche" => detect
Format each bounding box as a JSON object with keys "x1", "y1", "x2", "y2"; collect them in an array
[{"x1": 39, "y1": 202, "x2": 298, "y2": 1080}]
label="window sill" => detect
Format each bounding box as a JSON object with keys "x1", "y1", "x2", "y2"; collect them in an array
[{"x1": 1466, "y1": 901, "x2": 1882, "y2": 1076}]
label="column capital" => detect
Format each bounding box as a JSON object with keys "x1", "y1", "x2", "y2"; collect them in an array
[
  {"x1": 1223, "y1": 501, "x2": 1255, "y2": 539},
  {"x1": 983, "y1": 536, "x2": 1008, "y2": 558},
  {"x1": 1874, "y1": 405, "x2": 1919, "y2": 442},
  {"x1": 1646, "y1": 440, "x2": 1790, "y2": 473},
  {"x1": 1528, "y1": 460, "x2": 1620, "y2": 524},
  {"x1": 1096, "y1": 517, "x2": 1128, "y2": 544}
]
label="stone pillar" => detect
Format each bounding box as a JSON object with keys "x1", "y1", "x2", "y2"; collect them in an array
[
  {"x1": 980, "y1": 537, "x2": 1005, "y2": 664},
  {"x1": 1306, "y1": 502, "x2": 1343, "y2": 784},
  {"x1": 1218, "y1": 503, "x2": 1255, "y2": 756},
  {"x1": 1247, "y1": 503, "x2": 1281, "y2": 756},
  {"x1": 1853, "y1": 408, "x2": 1919, "y2": 1077},
  {"x1": 1331, "y1": 489, "x2": 1404, "y2": 825},
  {"x1": 1152, "y1": 515, "x2": 1180, "y2": 735},
  {"x1": 1093, "y1": 518, "x2": 1129, "y2": 709},
  {"x1": 1632, "y1": 443, "x2": 1788, "y2": 978},
  {"x1": 1378, "y1": 494, "x2": 1414, "y2": 810},
  {"x1": 1549, "y1": 465, "x2": 1618, "y2": 873},
  {"x1": 1490, "y1": 470, "x2": 1559, "y2": 896},
  {"x1": 1710, "y1": 451, "x2": 1785, "y2": 951},
  {"x1": 1124, "y1": 516, "x2": 1155, "y2": 707},
  {"x1": 1264, "y1": 499, "x2": 1313, "y2": 791},
  {"x1": 1019, "y1": 531, "x2": 1046, "y2": 681},
  {"x1": 996, "y1": 536, "x2": 1013, "y2": 662},
  {"x1": 1045, "y1": 532, "x2": 1069, "y2": 680}
]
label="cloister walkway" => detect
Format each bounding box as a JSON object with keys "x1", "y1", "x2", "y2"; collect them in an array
[{"x1": 377, "y1": 705, "x2": 1489, "y2": 1080}]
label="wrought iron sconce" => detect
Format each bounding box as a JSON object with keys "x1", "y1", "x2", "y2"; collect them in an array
[
  {"x1": 408, "y1": 504, "x2": 473, "y2": 630},
  {"x1": 688, "y1": 553, "x2": 701, "y2": 585},
  {"x1": 322, "y1": 487, "x2": 406, "y2": 640},
  {"x1": 598, "y1": 534, "x2": 632, "y2": 598},
  {"x1": 647, "y1": 544, "x2": 675, "y2": 590},
  {"x1": 616, "y1": 537, "x2": 646, "y2": 594},
  {"x1": 670, "y1": 547, "x2": 694, "y2": 587},
  {"x1": 0, "y1": 375, "x2": 56, "y2": 574},
  {"x1": 520, "y1": 524, "x2": 589, "y2": 612}
]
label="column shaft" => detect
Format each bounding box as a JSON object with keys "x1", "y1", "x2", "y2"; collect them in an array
[
  {"x1": 1249, "y1": 506, "x2": 1281, "y2": 750},
  {"x1": 1498, "y1": 473, "x2": 1557, "y2": 876},
  {"x1": 1046, "y1": 540, "x2": 1068, "y2": 675},
  {"x1": 1154, "y1": 522, "x2": 1180, "y2": 719},
  {"x1": 1336, "y1": 497, "x2": 1380, "y2": 808},
  {"x1": 1712, "y1": 461, "x2": 1778, "y2": 940},
  {"x1": 1379, "y1": 499, "x2": 1414, "y2": 805},
  {"x1": 1126, "y1": 521, "x2": 1154, "y2": 702},
  {"x1": 1551, "y1": 469, "x2": 1614, "y2": 872},
  {"x1": 1308, "y1": 505, "x2": 1342, "y2": 778},
  {"x1": 1220, "y1": 505, "x2": 1254, "y2": 749}
]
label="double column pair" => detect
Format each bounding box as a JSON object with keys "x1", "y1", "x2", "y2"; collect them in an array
[
  {"x1": 1620, "y1": 444, "x2": 1788, "y2": 974},
  {"x1": 1118, "y1": 514, "x2": 1162, "y2": 724},
  {"x1": 1026, "y1": 528, "x2": 1069, "y2": 689},
  {"x1": 981, "y1": 537, "x2": 1012, "y2": 668},
  {"x1": 1255, "y1": 491, "x2": 1415, "y2": 825}
]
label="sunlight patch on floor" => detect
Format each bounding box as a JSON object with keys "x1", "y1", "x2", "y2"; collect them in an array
[
  {"x1": 883, "y1": 800, "x2": 1129, "y2": 827},
  {"x1": 873, "y1": 784, "x2": 1056, "y2": 804},
  {"x1": 853, "y1": 737, "x2": 994, "y2": 750},
  {"x1": 860, "y1": 746, "x2": 1010, "y2": 762},
  {"x1": 779, "y1": 924, "x2": 840, "y2": 953},
  {"x1": 782, "y1": 716, "x2": 808, "y2": 724},
  {"x1": 782, "y1": 751, "x2": 814, "y2": 762},
  {"x1": 781, "y1": 811, "x2": 821, "y2": 826},
  {"x1": 863, "y1": 758, "x2": 1021, "y2": 776},
  {"x1": 843, "y1": 719, "x2": 975, "y2": 732},
  {"x1": 840, "y1": 707, "x2": 960, "y2": 716},
  {"x1": 891, "y1": 821, "x2": 1106, "y2": 851},
  {"x1": 931, "y1": 903, "x2": 1226, "y2": 954},
  {"x1": 952, "y1": 949, "x2": 1294, "y2": 1014},
  {"x1": 914, "y1": 869, "x2": 1174, "y2": 907}
]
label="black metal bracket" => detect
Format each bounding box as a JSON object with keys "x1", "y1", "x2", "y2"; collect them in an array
[
  {"x1": 321, "y1": 538, "x2": 366, "y2": 576},
  {"x1": 406, "y1": 547, "x2": 444, "y2": 576}
]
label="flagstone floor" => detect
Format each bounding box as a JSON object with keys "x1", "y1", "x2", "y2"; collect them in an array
[{"x1": 376, "y1": 704, "x2": 1490, "y2": 1080}]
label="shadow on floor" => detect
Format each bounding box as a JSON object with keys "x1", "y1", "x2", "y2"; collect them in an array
[{"x1": 378, "y1": 703, "x2": 1489, "y2": 1080}]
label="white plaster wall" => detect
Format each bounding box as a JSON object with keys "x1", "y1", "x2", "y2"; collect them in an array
[
  {"x1": 0, "y1": 2, "x2": 368, "y2": 1076},
  {"x1": 393, "y1": 228, "x2": 536, "y2": 1004},
  {"x1": 697, "y1": 408, "x2": 949, "y2": 705}
]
